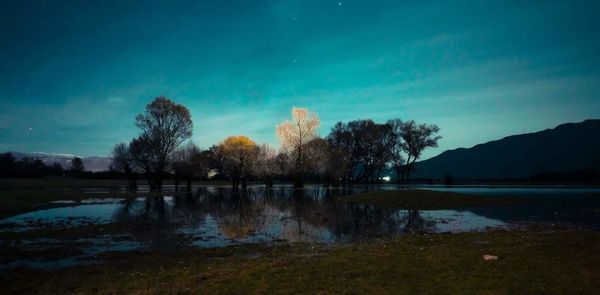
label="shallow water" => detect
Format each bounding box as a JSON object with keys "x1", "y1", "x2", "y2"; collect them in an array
[{"x1": 1, "y1": 185, "x2": 599, "y2": 268}]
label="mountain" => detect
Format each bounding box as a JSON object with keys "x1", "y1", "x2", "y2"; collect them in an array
[
  {"x1": 413, "y1": 119, "x2": 600, "y2": 179},
  {"x1": 9, "y1": 152, "x2": 112, "y2": 172}
]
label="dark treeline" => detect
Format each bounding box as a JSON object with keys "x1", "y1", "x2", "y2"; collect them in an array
[{"x1": 0, "y1": 153, "x2": 85, "y2": 178}]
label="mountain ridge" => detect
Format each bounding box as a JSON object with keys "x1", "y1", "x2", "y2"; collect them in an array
[
  {"x1": 414, "y1": 119, "x2": 600, "y2": 179},
  {"x1": 7, "y1": 151, "x2": 111, "y2": 172}
]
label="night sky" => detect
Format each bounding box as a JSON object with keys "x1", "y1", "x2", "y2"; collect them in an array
[{"x1": 1, "y1": 0, "x2": 599, "y2": 159}]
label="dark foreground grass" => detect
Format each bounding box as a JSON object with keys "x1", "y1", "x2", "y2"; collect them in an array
[
  {"x1": 1, "y1": 227, "x2": 599, "y2": 294},
  {"x1": 341, "y1": 189, "x2": 523, "y2": 209}
]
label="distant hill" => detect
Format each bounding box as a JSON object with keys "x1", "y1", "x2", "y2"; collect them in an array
[
  {"x1": 9, "y1": 152, "x2": 111, "y2": 172},
  {"x1": 414, "y1": 119, "x2": 600, "y2": 179}
]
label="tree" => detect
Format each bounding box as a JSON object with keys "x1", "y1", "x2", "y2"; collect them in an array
[
  {"x1": 327, "y1": 122, "x2": 354, "y2": 183},
  {"x1": 0, "y1": 153, "x2": 16, "y2": 177},
  {"x1": 131, "y1": 96, "x2": 193, "y2": 190},
  {"x1": 327, "y1": 120, "x2": 393, "y2": 183},
  {"x1": 254, "y1": 143, "x2": 279, "y2": 188},
  {"x1": 276, "y1": 107, "x2": 320, "y2": 188},
  {"x1": 324, "y1": 136, "x2": 351, "y2": 185},
  {"x1": 302, "y1": 138, "x2": 330, "y2": 182},
  {"x1": 400, "y1": 120, "x2": 441, "y2": 180},
  {"x1": 219, "y1": 136, "x2": 259, "y2": 189},
  {"x1": 49, "y1": 162, "x2": 64, "y2": 176},
  {"x1": 387, "y1": 119, "x2": 406, "y2": 182},
  {"x1": 111, "y1": 143, "x2": 138, "y2": 190},
  {"x1": 207, "y1": 144, "x2": 226, "y2": 179},
  {"x1": 70, "y1": 157, "x2": 84, "y2": 173},
  {"x1": 129, "y1": 135, "x2": 155, "y2": 188},
  {"x1": 172, "y1": 142, "x2": 206, "y2": 191}
]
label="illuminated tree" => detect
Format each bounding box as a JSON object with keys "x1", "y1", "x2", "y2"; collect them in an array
[
  {"x1": 219, "y1": 136, "x2": 259, "y2": 189},
  {"x1": 276, "y1": 107, "x2": 320, "y2": 188},
  {"x1": 131, "y1": 96, "x2": 193, "y2": 190}
]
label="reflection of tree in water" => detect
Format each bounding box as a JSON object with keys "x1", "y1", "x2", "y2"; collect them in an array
[
  {"x1": 113, "y1": 196, "x2": 168, "y2": 222},
  {"x1": 111, "y1": 196, "x2": 184, "y2": 249},
  {"x1": 216, "y1": 189, "x2": 263, "y2": 239},
  {"x1": 107, "y1": 186, "x2": 441, "y2": 248},
  {"x1": 401, "y1": 209, "x2": 436, "y2": 233}
]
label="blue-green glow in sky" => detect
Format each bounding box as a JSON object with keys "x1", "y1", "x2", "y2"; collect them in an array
[{"x1": 1, "y1": 0, "x2": 599, "y2": 159}]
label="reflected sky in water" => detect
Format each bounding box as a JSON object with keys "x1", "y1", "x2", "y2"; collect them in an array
[
  {"x1": 4, "y1": 185, "x2": 600, "y2": 250},
  {"x1": 2, "y1": 185, "x2": 600, "y2": 268}
]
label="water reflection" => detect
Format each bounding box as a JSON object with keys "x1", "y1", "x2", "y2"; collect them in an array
[{"x1": 2, "y1": 186, "x2": 509, "y2": 249}]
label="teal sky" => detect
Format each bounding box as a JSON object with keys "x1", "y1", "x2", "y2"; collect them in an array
[{"x1": 1, "y1": 0, "x2": 599, "y2": 159}]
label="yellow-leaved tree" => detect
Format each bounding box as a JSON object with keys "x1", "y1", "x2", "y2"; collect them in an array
[{"x1": 219, "y1": 135, "x2": 258, "y2": 189}]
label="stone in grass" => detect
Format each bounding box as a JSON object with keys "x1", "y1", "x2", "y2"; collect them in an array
[{"x1": 483, "y1": 254, "x2": 498, "y2": 261}]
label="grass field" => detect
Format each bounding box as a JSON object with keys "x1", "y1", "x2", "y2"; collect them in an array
[{"x1": 1, "y1": 227, "x2": 598, "y2": 294}]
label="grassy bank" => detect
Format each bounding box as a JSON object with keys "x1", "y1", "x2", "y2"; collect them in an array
[
  {"x1": 1, "y1": 227, "x2": 599, "y2": 294},
  {"x1": 341, "y1": 189, "x2": 523, "y2": 209}
]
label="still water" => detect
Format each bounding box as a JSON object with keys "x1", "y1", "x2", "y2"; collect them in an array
[{"x1": 1, "y1": 185, "x2": 599, "y2": 268}]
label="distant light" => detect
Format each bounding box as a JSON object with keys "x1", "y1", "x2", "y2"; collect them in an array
[
  {"x1": 382, "y1": 176, "x2": 390, "y2": 182},
  {"x1": 338, "y1": 2, "x2": 343, "y2": 6}
]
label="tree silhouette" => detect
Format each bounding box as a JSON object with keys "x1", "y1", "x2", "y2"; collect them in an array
[
  {"x1": 111, "y1": 143, "x2": 138, "y2": 190},
  {"x1": 70, "y1": 157, "x2": 84, "y2": 173},
  {"x1": 130, "y1": 96, "x2": 193, "y2": 190},
  {"x1": 253, "y1": 143, "x2": 279, "y2": 188},
  {"x1": 172, "y1": 142, "x2": 206, "y2": 191},
  {"x1": 399, "y1": 120, "x2": 441, "y2": 180}
]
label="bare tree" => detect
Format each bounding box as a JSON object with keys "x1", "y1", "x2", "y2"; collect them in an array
[
  {"x1": 111, "y1": 143, "x2": 138, "y2": 190},
  {"x1": 327, "y1": 122, "x2": 354, "y2": 183},
  {"x1": 387, "y1": 119, "x2": 406, "y2": 182},
  {"x1": 302, "y1": 138, "x2": 329, "y2": 182},
  {"x1": 131, "y1": 96, "x2": 193, "y2": 191},
  {"x1": 129, "y1": 136, "x2": 155, "y2": 188},
  {"x1": 276, "y1": 107, "x2": 320, "y2": 188},
  {"x1": 219, "y1": 136, "x2": 259, "y2": 189},
  {"x1": 400, "y1": 120, "x2": 441, "y2": 180},
  {"x1": 172, "y1": 142, "x2": 205, "y2": 191},
  {"x1": 254, "y1": 143, "x2": 279, "y2": 188}
]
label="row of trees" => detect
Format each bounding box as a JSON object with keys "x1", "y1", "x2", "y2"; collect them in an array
[
  {"x1": 111, "y1": 97, "x2": 441, "y2": 191},
  {"x1": 0, "y1": 153, "x2": 85, "y2": 178}
]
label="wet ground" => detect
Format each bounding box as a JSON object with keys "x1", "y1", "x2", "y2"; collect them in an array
[{"x1": 1, "y1": 185, "x2": 599, "y2": 269}]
